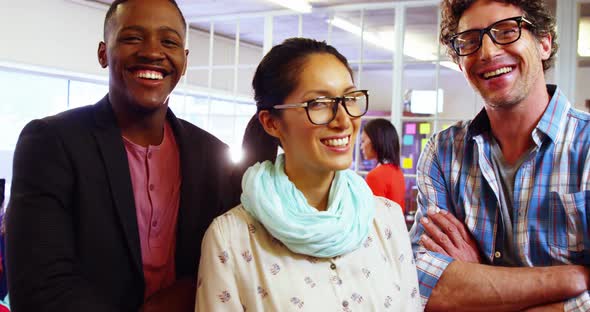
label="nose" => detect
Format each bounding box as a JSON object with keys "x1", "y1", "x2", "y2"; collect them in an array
[
  {"x1": 328, "y1": 102, "x2": 352, "y2": 129},
  {"x1": 478, "y1": 32, "x2": 502, "y2": 60},
  {"x1": 137, "y1": 37, "x2": 165, "y2": 61}
]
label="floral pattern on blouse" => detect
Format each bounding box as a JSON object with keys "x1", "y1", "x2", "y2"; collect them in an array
[{"x1": 195, "y1": 197, "x2": 422, "y2": 311}]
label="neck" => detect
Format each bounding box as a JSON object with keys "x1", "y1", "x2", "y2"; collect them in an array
[
  {"x1": 284, "y1": 158, "x2": 335, "y2": 212},
  {"x1": 110, "y1": 100, "x2": 168, "y2": 147},
  {"x1": 486, "y1": 83, "x2": 549, "y2": 165}
]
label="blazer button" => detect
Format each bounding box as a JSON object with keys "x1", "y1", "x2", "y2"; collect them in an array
[{"x1": 330, "y1": 263, "x2": 336, "y2": 270}]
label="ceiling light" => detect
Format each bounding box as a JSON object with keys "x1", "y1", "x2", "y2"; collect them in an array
[
  {"x1": 579, "y1": 18, "x2": 590, "y2": 57},
  {"x1": 328, "y1": 17, "x2": 460, "y2": 72},
  {"x1": 265, "y1": 0, "x2": 312, "y2": 13}
]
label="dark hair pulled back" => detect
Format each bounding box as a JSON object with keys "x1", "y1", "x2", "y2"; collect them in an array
[{"x1": 363, "y1": 119, "x2": 401, "y2": 166}]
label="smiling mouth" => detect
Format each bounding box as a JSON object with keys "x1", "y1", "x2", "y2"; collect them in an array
[
  {"x1": 135, "y1": 70, "x2": 165, "y2": 80},
  {"x1": 321, "y1": 136, "x2": 350, "y2": 148},
  {"x1": 482, "y1": 66, "x2": 513, "y2": 80}
]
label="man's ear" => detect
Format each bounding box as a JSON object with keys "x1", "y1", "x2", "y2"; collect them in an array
[
  {"x1": 258, "y1": 110, "x2": 282, "y2": 140},
  {"x1": 98, "y1": 42, "x2": 108, "y2": 68},
  {"x1": 181, "y1": 49, "x2": 189, "y2": 75},
  {"x1": 538, "y1": 34, "x2": 552, "y2": 61}
]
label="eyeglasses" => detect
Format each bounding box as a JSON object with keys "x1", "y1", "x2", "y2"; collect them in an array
[
  {"x1": 272, "y1": 90, "x2": 369, "y2": 125},
  {"x1": 449, "y1": 16, "x2": 534, "y2": 56}
]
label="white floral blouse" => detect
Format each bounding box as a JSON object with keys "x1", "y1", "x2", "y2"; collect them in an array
[{"x1": 195, "y1": 197, "x2": 422, "y2": 311}]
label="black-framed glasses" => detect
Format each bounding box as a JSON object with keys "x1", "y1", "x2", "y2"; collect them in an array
[
  {"x1": 449, "y1": 16, "x2": 534, "y2": 56},
  {"x1": 272, "y1": 90, "x2": 369, "y2": 125}
]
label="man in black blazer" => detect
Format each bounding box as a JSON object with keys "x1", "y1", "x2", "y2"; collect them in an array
[{"x1": 5, "y1": 0, "x2": 240, "y2": 311}]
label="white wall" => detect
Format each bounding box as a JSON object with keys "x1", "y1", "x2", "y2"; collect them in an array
[
  {"x1": 0, "y1": 0, "x2": 262, "y2": 97},
  {"x1": 576, "y1": 67, "x2": 590, "y2": 111},
  {"x1": 1, "y1": 0, "x2": 105, "y2": 76}
]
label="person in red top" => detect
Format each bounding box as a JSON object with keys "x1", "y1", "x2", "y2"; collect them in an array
[{"x1": 360, "y1": 119, "x2": 406, "y2": 213}]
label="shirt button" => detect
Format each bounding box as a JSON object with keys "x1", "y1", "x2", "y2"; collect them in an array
[
  {"x1": 152, "y1": 220, "x2": 158, "y2": 227},
  {"x1": 330, "y1": 263, "x2": 336, "y2": 270},
  {"x1": 342, "y1": 300, "x2": 349, "y2": 307},
  {"x1": 147, "y1": 152, "x2": 152, "y2": 159},
  {"x1": 149, "y1": 184, "x2": 155, "y2": 191},
  {"x1": 494, "y1": 251, "x2": 502, "y2": 258}
]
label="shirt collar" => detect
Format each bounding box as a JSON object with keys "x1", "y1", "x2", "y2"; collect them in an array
[{"x1": 466, "y1": 84, "x2": 569, "y2": 143}]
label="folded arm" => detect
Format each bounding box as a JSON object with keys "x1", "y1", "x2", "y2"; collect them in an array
[{"x1": 412, "y1": 138, "x2": 589, "y2": 311}]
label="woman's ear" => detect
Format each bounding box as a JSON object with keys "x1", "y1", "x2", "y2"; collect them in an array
[{"x1": 258, "y1": 111, "x2": 282, "y2": 140}]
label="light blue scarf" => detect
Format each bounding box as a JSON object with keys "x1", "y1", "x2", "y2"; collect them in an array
[{"x1": 241, "y1": 154, "x2": 375, "y2": 258}]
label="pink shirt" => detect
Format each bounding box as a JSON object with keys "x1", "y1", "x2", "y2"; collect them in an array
[{"x1": 123, "y1": 122, "x2": 181, "y2": 300}]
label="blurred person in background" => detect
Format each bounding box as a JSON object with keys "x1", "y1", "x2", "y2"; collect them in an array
[{"x1": 361, "y1": 118, "x2": 406, "y2": 213}]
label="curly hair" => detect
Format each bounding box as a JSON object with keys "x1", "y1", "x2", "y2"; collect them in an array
[{"x1": 440, "y1": 0, "x2": 558, "y2": 71}]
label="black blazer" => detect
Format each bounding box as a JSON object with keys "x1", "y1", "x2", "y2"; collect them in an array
[{"x1": 6, "y1": 96, "x2": 240, "y2": 312}]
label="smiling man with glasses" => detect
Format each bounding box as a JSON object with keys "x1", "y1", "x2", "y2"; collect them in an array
[{"x1": 408, "y1": 0, "x2": 590, "y2": 311}]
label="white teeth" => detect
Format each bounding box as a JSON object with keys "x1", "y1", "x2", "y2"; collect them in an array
[
  {"x1": 137, "y1": 71, "x2": 164, "y2": 80},
  {"x1": 323, "y1": 136, "x2": 349, "y2": 147},
  {"x1": 483, "y1": 66, "x2": 512, "y2": 79}
]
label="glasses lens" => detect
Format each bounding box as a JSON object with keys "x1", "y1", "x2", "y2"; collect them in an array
[
  {"x1": 453, "y1": 30, "x2": 481, "y2": 55},
  {"x1": 308, "y1": 98, "x2": 337, "y2": 124},
  {"x1": 490, "y1": 19, "x2": 521, "y2": 44},
  {"x1": 342, "y1": 91, "x2": 368, "y2": 117}
]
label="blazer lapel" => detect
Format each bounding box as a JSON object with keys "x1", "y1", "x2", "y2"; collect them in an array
[
  {"x1": 92, "y1": 96, "x2": 143, "y2": 278},
  {"x1": 167, "y1": 110, "x2": 202, "y2": 275}
]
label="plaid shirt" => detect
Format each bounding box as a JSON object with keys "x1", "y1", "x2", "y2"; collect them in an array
[{"x1": 409, "y1": 85, "x2": 590, "y2": 311}]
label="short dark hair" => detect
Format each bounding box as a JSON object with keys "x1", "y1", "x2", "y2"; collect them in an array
[
  {"x1": 240, "y1": 38, "x2": 353, "y2": 169},
  {"x1": 363, "y1": 119, "x2": 401, "y2": 166},
  {"x1": 440, "y1": 0, "x2": 558, "y2": 71},
  {"x1": 103, "y1": 0, "x2": 187, "y2": 40}
]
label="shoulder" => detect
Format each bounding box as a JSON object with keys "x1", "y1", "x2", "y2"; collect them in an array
[
  {"x1": 365, "y1": 167, "x2": 379, "y2": 179},
  {"x1": 206, "y1": 205, "x2": 257, "y2": 242},
  {"x1": 373, "y1": 196, "x2": 405, "y2": 223},
  {"x1": 16, "y1": 105, "x2": 98, "y2": 151},
  {"x1": 24, "y1": 105, "x2": 95, "y2": 133},
  {"x1": 430, "y1": 120, "x2": 471, "y2": 149},
  {"x1": 417, "y1": 120, "x2": 473, "y2": 170},
  {"x1": 565, "y1": 107, "x2": 590, "y2": 138}
]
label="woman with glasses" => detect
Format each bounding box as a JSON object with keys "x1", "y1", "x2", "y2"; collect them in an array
[
  {"x1": 360, "y1": 119, "x2": 406, "y2": 213},
  {"x1": 195, "y1": 38, "x2": 421, "y2": 311}
]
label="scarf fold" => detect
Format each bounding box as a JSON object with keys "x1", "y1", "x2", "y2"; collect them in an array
[{"x1": 241, "y1": 154, "x2": 375, "y2": 258}]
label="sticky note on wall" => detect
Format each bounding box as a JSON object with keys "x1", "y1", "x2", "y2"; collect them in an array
[
  {"x1": 419, "y1": 123, "x2": 431, "y2": 135},
  {"x1": 405, "y1": 123, "x2": 416, "y2": 135},
  {"x1": 402, "y1": 157, "x2": 413, "y2": 169},
  {"x1": 403, "y1": 135, "x2": 414, "y2": 146},
  {"x1": 421, "y1": 138, "x2": 429, "y2": 151}
]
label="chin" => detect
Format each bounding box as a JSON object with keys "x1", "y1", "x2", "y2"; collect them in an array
[
  {"x1": 329, "y1": 158, "x2": 353, "y2": 171},
  {"x1": 130, "y1": 96, "x2": 169, "y2": 112}
]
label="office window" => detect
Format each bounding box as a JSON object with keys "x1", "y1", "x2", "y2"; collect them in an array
[{"x1": 69, "y1": 80, "x2": 108, "y2": 108}]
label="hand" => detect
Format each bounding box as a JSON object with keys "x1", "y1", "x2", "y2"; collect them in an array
[
  {"x1": 139, "y1": 278, "x2": 196, "y2": 312},
  {"x1": 419, "y1": 207, "x2": 482, "y2": 263}
]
